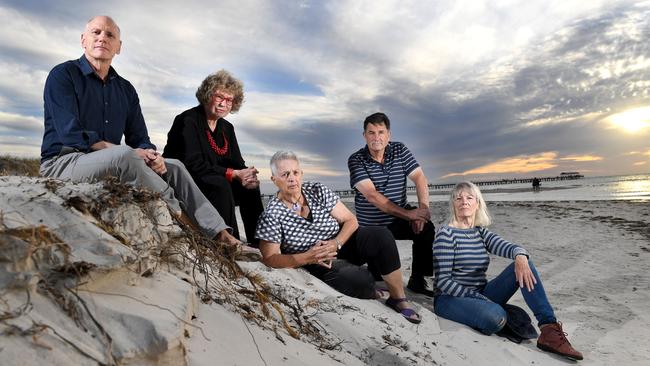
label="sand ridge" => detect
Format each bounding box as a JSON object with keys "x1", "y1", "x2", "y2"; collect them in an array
[{"x1": 2, "y1": 176, "x2": 649, "y2": 365}]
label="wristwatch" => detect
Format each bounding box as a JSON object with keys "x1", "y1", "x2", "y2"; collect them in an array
[{"x1": 335, "y1": 238, "x2": 342, "y2": 251}]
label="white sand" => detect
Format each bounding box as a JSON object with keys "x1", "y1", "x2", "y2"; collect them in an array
[{"x1": 2, "y1": 177, "x2": 649, "y2": 365}]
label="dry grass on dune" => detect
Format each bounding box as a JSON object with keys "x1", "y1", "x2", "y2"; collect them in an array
[
  {"x1": 0, "y1": 176, "x2": 338, "y2": 364},
  {"x1": 0, "y1": 155, "x2": 40, "y2": 177}
]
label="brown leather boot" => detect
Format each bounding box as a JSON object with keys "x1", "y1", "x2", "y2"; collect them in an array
[{"x1": 537, "y1": 322, "x2": 583, "y2": 360}]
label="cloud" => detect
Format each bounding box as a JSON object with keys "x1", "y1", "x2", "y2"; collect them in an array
[
  {"x1": 1, "y1": 0, "x2": 649, "y2": 185},
  {"x1": 604, "y1": 105, "x2": 650, "y2": 132},
  {"x1": 442, "y1": 152, "x2": 559, "y2": 178},
  {"x1": 624, "y1": 149, "x2": 650, "y2": 156},
  {"x1": 0, "y1": 111, "x2": 42, "y2": 133},
  {"x1": 560, "y1": 155, "x2": 604, "y2": 162}
]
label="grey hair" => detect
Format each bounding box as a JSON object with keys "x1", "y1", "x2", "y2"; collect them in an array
[
  {"x1": 195, "y1": 69, "x2": 244, "y2": 113},
  {"x1": 86, "y1": 16, "x2": 121, "y2": 35},
  {"x1": 270, "y1": 150, "x2": 299, "y2": 176},
  {"x1": 447, "y1": 181, "x2": 492, "y2": 227}
]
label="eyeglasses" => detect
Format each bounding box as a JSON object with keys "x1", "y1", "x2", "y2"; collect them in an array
[{"x1": 213, "y1": 94, "x2": 234, "y2": 105}]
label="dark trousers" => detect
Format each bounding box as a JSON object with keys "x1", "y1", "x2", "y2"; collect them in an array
[
  {"x1": 303, "y1": 226, "x2": 401, "y2": 299},
  {"x1": 200, "y1": 176, "x2": 263, "y2": 246},
  {"x1": 386, "y1": 218, "x2": 435, "y2": 278}
]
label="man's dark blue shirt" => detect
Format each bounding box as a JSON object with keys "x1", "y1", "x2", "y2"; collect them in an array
[{"x1": 41, "y1": 55, "x2": 155, "y2": 162}]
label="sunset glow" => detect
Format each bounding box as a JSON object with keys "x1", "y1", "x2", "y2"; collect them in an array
[
  {"x1": 608, "y1": 106, "x2": 650, "y2": 133},
  {"x1": 443, "y1": 152, "x2": 559, "y2": 178}
]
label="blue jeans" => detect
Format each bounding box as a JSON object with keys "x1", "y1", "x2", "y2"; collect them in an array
[{"x1": 434, "y1": 261, "x2": 557, "y2": 335}]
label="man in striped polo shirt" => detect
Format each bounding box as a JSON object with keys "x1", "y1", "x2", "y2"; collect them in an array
[{"x1": 347, "y1": 112, "x2": 435, "y2": 296}]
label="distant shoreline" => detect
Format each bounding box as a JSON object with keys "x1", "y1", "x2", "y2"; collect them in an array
[{"x1": 427, "y1": 185, "x2": 579, "y2": 195}]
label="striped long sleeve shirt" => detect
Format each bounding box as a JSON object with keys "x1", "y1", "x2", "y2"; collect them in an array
[{"x1": 433, "y1": 225, "x2": 528, "y2": 300}]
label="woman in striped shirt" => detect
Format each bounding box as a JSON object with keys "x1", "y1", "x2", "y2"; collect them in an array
[{"x1": 433, "y1": 182, "x2": 582, "y2": 360}]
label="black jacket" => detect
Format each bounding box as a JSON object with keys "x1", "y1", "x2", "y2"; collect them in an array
[{"x1": 163, "y1": 105, "x2": 247, "y2": 187}]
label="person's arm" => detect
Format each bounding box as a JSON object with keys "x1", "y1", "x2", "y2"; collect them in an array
[
  {"x1": 122, "y1": 96, "x2": 165, "y2": 174},
  {"x1": 433, "y1": 229, "x2": 490, "y2": 300},
  {"x1": 226, "y1": 125, "x2": 260, "y2": 188},
  {"x1": 480, "y1": 227, "x2": 528, "y2": 259},
  {"x1": 314, "y1": 201, "x2": 358, "y2": 254},
  {"x1": 407, "y1": 167, "x2": 431, "y2": 233},
  {"x1": 354, "y1": 179, "x2": 429, "y2": 222},
  {"x1": 90, "y1": 141, "x2": 116, "y2": 150},
  {"x1": 255, "y1": 205, "x2": 334, "y2": 268},
  {"x1": 259, "y1": 241, "x2": 306, "y2": 268},
  {"x1": 408, "y1": 167, "x2": 430, "y2": 211},
  {"x1": 123, "y1": 85, "x2": 156, "y2": 150},
  {"x1": 168, "y1": 110, "x2": 227, "y2": 181},
  {"x1": 259, "y1": 240, "x2": 335, "y2": 268},
  {"x1": 44, "y1": 65, "x2": 101, "y2": 152},
  {"x1": 479, "y1": 227, "x2": 536, "y2": 290},
  {"x1": 228, "y1": 124, "x2": 246, "y2": 169},
  {"x1": 400, "y1": 143, "x2": 430, "y2": 224}
]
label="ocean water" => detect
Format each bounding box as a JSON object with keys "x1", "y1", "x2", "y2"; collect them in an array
[{"x1": 423, "y1": 174, "x2": 650, "y2": 202}]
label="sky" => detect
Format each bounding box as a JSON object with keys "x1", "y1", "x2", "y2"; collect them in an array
[{"x1": 1, "y1": 0, "x2": 649, "y2": 193}]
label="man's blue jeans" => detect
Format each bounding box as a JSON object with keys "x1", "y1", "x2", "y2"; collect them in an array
[{"x1": 434, "y1": 261, "x2": 557, "y2": 335}]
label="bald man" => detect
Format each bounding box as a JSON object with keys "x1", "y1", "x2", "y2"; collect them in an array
[{"x1": 40, "y1": 16, "x2": 250, "y2": 251}]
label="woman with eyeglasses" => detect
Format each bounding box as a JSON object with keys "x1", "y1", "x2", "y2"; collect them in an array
[
  {"x1": 164, "y1": 70, "x2": 263, "y2": 248},
  {"x1": 255, "y1": 150, "x2": 421, "y2": 324}
]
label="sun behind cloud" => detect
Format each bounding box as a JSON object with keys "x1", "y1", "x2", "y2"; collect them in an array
[{"x1": 606, "y1": 106, "x2": 650, "y2": 133}]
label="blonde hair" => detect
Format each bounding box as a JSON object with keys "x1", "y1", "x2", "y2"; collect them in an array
[{"x1": 447, "y1": 181, "x2": 492, "y2": 227}]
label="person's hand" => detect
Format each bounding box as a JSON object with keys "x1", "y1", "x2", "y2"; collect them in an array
[
  {"x1": 307, "y1": 240, "x2": 337, "y2": 268},
  {"x1": 90, "y1": 140, "x2": 116, "y2": 151},
  {"x1": 234, "y1": 167, "x2": 259, "y2": 187},
  {"x1": 407, "y1": 207, "x2": 430, "y2": 222},
  {"x1": 514, "y1": 255, "x2": 536, "y2": 291},
  {"x1": 410, "y1": 219, "x2": 425, "y2": 234},
  {"x1": 242, "y1": 178, "x2": 260, "y2": 189},
  {"x1": 241, "y1": 167, "x2": 260, "y2": 189},
  {"x1": 136, "y1": 148, "x2": 167, "y2": 175},
  {"x1": 134, "y1": 148, "x2": 157, "y2": 161},
  {"x1": 148, "y1": 154, "x2": 167, "y2": 175}
]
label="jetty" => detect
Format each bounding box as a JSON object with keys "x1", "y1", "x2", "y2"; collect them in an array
[{"x1": 332, "y1": 172, "x2": 584, "y2": 198}]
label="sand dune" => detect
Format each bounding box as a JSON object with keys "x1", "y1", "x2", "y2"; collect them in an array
[{"x1": 1, "y1": 176, "x2": 649, "y2": 365}]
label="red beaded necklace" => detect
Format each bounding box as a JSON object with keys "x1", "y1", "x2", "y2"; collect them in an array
[{"x1": 205, "y1": 129, "x2": 228, "y2": 156}]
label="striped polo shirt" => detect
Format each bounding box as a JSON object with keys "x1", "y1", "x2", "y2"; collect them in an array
[
  {"x1": 348, "y1": 141, "x2": 419, "y2": 226},
  {"x1": 433, "y1": 226, "x2": 528, "y2": 300}
]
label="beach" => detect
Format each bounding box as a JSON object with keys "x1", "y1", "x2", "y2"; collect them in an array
[
  {"x1": 2, "y1": 175, "x2": 650, "y2": 365},
  {"x1": 424, "y1": 200, "x2": 650, "y2": 364},
  {"x1": 190, "y1": 199, "x2": 650, "y2": 365}
]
